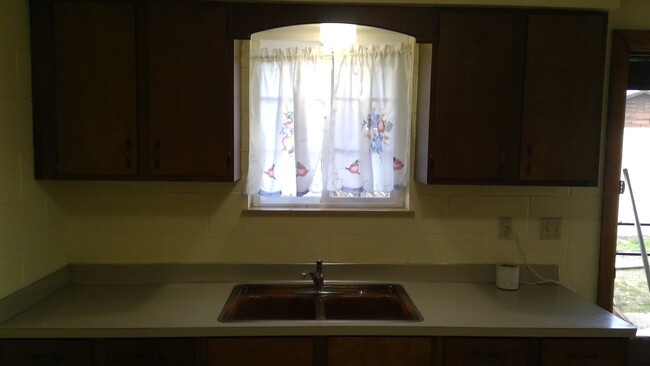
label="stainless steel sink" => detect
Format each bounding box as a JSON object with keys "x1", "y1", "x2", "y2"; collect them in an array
[{"x1": 218, "y1": 284, "x2": 422, "y2": 322}]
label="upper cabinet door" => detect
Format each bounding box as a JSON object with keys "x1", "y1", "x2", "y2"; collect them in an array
[
  {"x1": 520, "y1": 13, "x2": 606, "y2": 185},
  {"x1": 431, "y1": 11, "x2": 526, "y2": 182},
  {"x1": 54, "y1": 1, "x2": 137, "y2": 176},
  {"x1": 147, "y1": 3, "x2": 231, "y2": 178}
]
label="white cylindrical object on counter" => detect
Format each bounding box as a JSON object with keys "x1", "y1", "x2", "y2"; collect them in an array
[{"x1": 496, "y1": 264, "x2": 520, "y2": 291}]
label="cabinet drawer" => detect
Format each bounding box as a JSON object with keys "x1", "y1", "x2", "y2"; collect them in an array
[
  {"x1": 328, "y1": 337, "x2": 431, "y2": 366},
  {"x1": 104, "y1": 338, "x2": 197, "y2": 366},
  {"x1": 0, "y1": 339, "x2": 94, "y2": 366},
  {"x1": 444, "y1": 337, "x2": 530, "y2": 366},
  {"x1": 540, "y1": 338, "x2": 626, "y2": 366},
  {"x1": 206, "y1": 337, "x2": 313, "y2": 366}
]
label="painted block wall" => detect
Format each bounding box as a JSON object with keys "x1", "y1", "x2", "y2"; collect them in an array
[
  {"x1": 0, "y1": 0, "x2": 67, "y2": 300},
  {"x1": 1, "y1": 0, "x2": 649, "y2": 303}
]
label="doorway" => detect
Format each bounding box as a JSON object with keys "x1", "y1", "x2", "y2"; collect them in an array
[
  {"x1": 614, "y1": 86, "x2": 650, "y2": 336},
  {"x1": 598, "y1": 32, "x2": 650, "y2": 327}
]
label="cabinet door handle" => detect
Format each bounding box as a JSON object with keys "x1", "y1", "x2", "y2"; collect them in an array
[
  {"x1": 125, "y1": 138, "x2": 132, "y2": 170},
  {"x1": 134, "y1": 353, "x2": 166, "y2": 362},
  {"x1": 525, "y1": 145, "x2": 532, "y2": 176},
  {"x1": 226, "y1": 152, "x2": 232, "y2": 170},
  {"x1": 154, "y1": 138, "x2": 161, "y2": 170},
  {"x1": 498, "y1": 146, "x2": 505, "y2": 176},
  {"x1": 567, "y1": 352, "x2": 599, "y2": 361},
  {"x1": 428, "y1": 154, "x2": 434, "y2": 172},
  {"x1": 30, "y1": 353, "x2": 64, "y2": 363},
  {"x1": 470, "y1": 351, "x2": 501, "y2": 364}
]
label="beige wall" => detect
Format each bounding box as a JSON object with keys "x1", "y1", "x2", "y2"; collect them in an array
[
  {"x1": 1, "y1": 0, "x2": 649, "y2": 303},
  {"x1": 0, "y1": 0, "x2": 67, "y2": 300},
  {"x1": 611, "y1": 0, "x2": 650, "y2": 29}
]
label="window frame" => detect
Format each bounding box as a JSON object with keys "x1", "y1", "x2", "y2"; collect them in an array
[
  {"x1": 249, "y1": 188, "x2": 406, "y2": 211},
  {"x1": 246, "y1": 25, "x2": 414, "y2": 212}
]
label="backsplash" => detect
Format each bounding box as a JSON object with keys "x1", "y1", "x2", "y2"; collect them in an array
[{"x1": 50, "y1": 180, "x2": 602, "y2": 300}]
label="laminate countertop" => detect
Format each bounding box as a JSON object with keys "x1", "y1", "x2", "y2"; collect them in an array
[{"x1": 0, "y1": 280, "x2": 636, "y2": 339}]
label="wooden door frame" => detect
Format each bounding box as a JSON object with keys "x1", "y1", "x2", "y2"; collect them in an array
[{"x1": 597, "y1": 30, "x2": 650, "y2": 311}]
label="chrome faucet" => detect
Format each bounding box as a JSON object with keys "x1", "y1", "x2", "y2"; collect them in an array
[{"x1": 301, "y1": 260, "x2": 325, "y2": 293}]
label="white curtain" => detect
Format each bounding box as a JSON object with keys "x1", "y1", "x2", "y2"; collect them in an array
[
  {"x1": 246, "y1": 47, "x2": 330, "y2": 197},
  {"x1": 326, "y1": 44, "x2": 412, "y2": 195},
  {"x1": 247, "y1": 44, "x2": 412, "y2": 198}
]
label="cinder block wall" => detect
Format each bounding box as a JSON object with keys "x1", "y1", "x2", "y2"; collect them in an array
[{"x1": 0, "y1": 0, "x2": 67, "y2": 300}]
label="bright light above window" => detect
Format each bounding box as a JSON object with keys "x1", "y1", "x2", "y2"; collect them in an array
[{"x1": 320, "y1": 23, "x2": 357, "y2": 50}]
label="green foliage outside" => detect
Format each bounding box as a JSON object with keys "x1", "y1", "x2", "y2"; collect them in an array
[
  {"x1": 617, "y1": 236, "x2": 650, "y2": 252},
  {"x1": 615, "y1": 268, "x2": 650, "y2": 313},
  {"x1": 615, "y1": 236, "x2": 650, "y2": 316}
]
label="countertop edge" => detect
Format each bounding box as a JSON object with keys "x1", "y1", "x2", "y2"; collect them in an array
[
  {"x1": 0, "y1": 326, "x2": 637, "y2": 339},
  {"x1": 0, "y1": 281, "x2": 636, "y2": 339}
]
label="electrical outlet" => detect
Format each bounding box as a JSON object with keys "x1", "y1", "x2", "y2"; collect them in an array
[
  {"x1": 499, "y1": 217, "x2": 513, "y2": 240},
  {"x1": 540, "y1": 217, "x2": 562, "y2": 240}
]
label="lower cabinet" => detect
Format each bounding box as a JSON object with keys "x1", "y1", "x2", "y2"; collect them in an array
[{"x1": 0, "y1": 336, "x2": 628, "y2": 366}]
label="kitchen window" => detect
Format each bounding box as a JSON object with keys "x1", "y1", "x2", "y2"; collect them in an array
[{"x1": 246, "y1": 24, "x2": 414, "y2": 210}]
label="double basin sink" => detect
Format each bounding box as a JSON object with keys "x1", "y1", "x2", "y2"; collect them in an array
[{"x1": 218, "y1": 283, "x2": 422, "y2": 322}]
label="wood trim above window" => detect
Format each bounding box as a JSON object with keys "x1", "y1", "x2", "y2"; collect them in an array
[{"x1": 227, "y1": 3, "x2": 437, "y2": 42}]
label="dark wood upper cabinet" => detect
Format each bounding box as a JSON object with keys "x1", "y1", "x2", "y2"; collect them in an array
[
  {"x1": 147, "y1": 3, "x2": 232, "y2": 178},
  {"x1": 53, "y1": 1, "x2": 137, "y2": 177},
  {"x1": 32, "y1": 1, "x2": 605, "y2": 185},
  {"x1": 520, "y1": 13, "x2": 606, "y2": 184},
  {"x1": 417, "y1": 10, "x2": 607, "y2": 186},
  {"x1": 31, "y1": 0, "x2": 239, "y2": 181},
  {"x1": 430, "y1": 11, "x2": 526, "y2": 182}
]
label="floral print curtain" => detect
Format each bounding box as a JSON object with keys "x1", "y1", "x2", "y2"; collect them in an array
[
  {"x1": 246, "y1": 44, "x2": 412, "y2": 198},
  {"x1": 326, "y1": 44, "x2": 412, "y2": 196},
  {"x1": 246, "y1": 47, "x2": 330, "y2": 197}
]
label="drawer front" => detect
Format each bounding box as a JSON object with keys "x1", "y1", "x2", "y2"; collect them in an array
[
  {"x1": 540, "y1": 338, "x2": 626, "y2": 366},
  {"x1": 206, "y1": 337, "x2": 314, "y2": 366},
  {"x1": 445, "y1": 337, "x2": 530, "y2": 366},
  {"x1": 328, "y1": 337, "x2": 431, "y2": 366},
  {"x1": 0, "y1": 339, "x2": 94, "y2": 366},
  {"x1": 104, "y1": 338, "x2": 197, "y2": 366}
]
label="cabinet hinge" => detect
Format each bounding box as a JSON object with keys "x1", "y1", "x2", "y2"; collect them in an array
[{"x1": 620, "y1": 180, "x2": 626, "y2": 194}]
